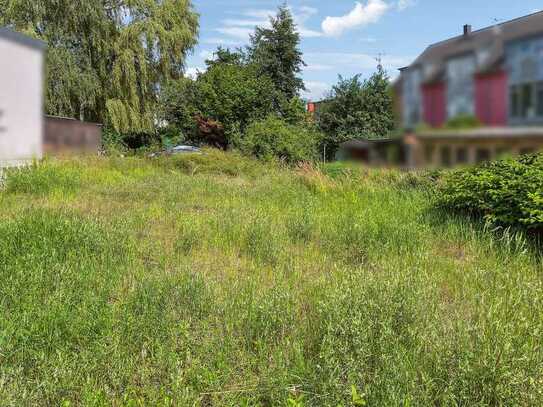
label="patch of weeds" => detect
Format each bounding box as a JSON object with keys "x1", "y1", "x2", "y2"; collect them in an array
[
  {"x1": 175, "y1": 218, "x2": 204, "y2": 254},
  {"x1": 243, "y1": 216, "x2": 284, "y2": 266},
  {"x1": 4, "y1": 161, "x2": 82, "y2": 195}
]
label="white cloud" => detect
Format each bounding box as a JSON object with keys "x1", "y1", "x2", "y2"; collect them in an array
[
  {"x1": 302, "y1": 81, "x2": 331, "y2": 101},
  {"x1": 214, "y1": 6, "x2": 324, "y2": 44},
  {"x1": 206, "y1": 1, "x2": 418, "y2": 46},
  {"x1": 185, "y1": 67, "x2": 205, "y2": 79},
  {"x1": 304, "y1": 63, "x2": 334, "y2": 72},
  {"x1": 215, "y1": 26, "x2": 255, "y2": 41},
  {"x1": 299, "y1": 6, "x2": 319, "y2": 15},
  {"x1": 199, "y1": 50, "x2": 214, "y2": 60},
  {"x1": 397, "y1": 0, "x2": 417, "y2": 11},
  {"x1": 293, "y1": 6, "x2": 323, "y2": 38},
  {"x1": 201, "y1": 37, "x2": 242, "y2": 46},
  {"x1": 243, "y1": 9, "x2": 276, "y2": 20},
  {"x1": 221, "y1": 18, "x2": 268, "y2": 27},
  {"x1": 214, "y1": 9, "x2": 271, "y2": 43},
  {"x1": 322, "y1": 1, "x2": 390, "y2": 37},
  {"x1": 299, "y1": 27, "x2": 325, "y2": 38}
]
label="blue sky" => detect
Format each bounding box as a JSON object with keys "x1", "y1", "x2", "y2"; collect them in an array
[{"x1": 187, "y1": 0, "x2": 543, "y2": 100}]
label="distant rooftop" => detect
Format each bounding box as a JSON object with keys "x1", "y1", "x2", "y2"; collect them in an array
[
  {"x1": 401, "y1": 10, "x2": 543, "y2": 83},
  {"x1": 0, "y1": 27, "x2": 46, "y2": 51}
]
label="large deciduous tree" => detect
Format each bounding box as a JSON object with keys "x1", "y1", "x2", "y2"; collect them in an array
[
  {"x1": 160, "y1": 48, "x2": 277, "y2": 149},
  {"x1": 0, "y1": 0, "x2": 199, "y2": 133},
  {"x1": 160, "y1": 6, "x2": 314, "y2": 153},
  {"x1": 317, "y1": 66, "x2": 395, "y2": 157}
]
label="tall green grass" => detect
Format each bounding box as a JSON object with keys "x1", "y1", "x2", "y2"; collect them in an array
[{"x1": 0, "y1": 152, "x2": 541, "y2": 405}]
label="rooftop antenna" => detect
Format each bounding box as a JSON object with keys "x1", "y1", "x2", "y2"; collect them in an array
[
  {"x1": 492, "y1": 17, "x2": 503, "y2": 34},
  {"x1": 375, "y1": 52, "x2": 385, "y2": 70}
]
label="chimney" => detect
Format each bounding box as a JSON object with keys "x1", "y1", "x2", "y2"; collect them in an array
[{"x1": 463, "y1": 24, "x2": 472, "y2": 37}]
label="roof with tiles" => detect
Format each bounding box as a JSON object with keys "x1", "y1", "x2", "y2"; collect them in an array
[{"x1": 403, "y1": 11, "x2": 543, "y2": 84}]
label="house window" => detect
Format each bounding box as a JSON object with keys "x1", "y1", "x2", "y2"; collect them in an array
[
  {"x1": 440, "y1": 146, "x2": 452, "y2": 167},
  {"x1": 403, "y1": 68, "x2": 422, "y2": 127},
  {"x1": 520, "y1": 147, "x2": 536, "y2": 155},
  {"x1": 521, "y1": 84, "x2": 535, "y2": 118},
  {"x1": 537, "y1": 83, "x2": 543, "y2": 116},
  {"x1": 510, "y1": 82, "x2": 543, "y2": 120},
  {"x1": 446, "y1": 55, "x2": 476, "y2": 118},
  {"x1": 456, "y1": 147, "x2": 468, "y2": 164},
  {"x1": 511, "y1": 85, "x2": 520, "y2": 118},
  {"x1": 476, "y1": 148, "x2": 491, "y2": 163}
]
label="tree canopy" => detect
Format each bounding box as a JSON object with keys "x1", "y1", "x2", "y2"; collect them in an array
[
  {"x1": 0, "y1": 0, "x2": 199, "y2": 133},
  {"x1": 249, "y1": 5, "x2": 305, "y2": 104},
  {"x1": 160, "y1": 6, "x2": 310, "y2": 151},
  {"x1": 316, "y1": 66, "x2": 395, "y2": 157},
  {"x1": 160, "y1": 48, "x2": 277, "y2": 148}
]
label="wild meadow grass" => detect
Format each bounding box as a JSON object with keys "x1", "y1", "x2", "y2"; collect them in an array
[{"x1": 0, "y1": 150, "x2": 541, "y2": 406}]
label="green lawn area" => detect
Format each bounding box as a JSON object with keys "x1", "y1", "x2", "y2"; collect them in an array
[{"x1": 0, "y1": 151, "x2": 541, "y2": 406}]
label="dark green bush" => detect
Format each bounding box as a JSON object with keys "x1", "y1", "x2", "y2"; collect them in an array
[
  {"x1": 240, "y1": 116, "x2": 321, "y2": 164},
  {"x1": 437, "y1": 153, "x2": 543, "y2": 231}
]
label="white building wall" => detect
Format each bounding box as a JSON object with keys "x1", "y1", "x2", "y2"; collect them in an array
[{"x1": 0, "y1": 36, "x2": 44, "y2": 166}]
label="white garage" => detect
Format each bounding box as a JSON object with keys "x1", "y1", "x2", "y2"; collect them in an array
[{"x1": 0, "y1": 28, "x2": 45, "y2": 167}]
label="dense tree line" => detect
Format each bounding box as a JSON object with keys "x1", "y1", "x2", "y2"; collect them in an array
[
  {"x1": 158, "y1": 3, "x2": 394, "y2": 161},
  {"x1": 0, "y1": 0, "x2": 199, "y2": 134},
  {"x1": 1, "y1": 1, "x2": 395, "y2": 162},
  {"x1": 161, "y1": 5, "x2": 319, "y2": 162}
]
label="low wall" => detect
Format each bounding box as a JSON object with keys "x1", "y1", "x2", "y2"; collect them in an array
[{"x1": 44, "y1": 116, "x2": 102, "y2": 155}]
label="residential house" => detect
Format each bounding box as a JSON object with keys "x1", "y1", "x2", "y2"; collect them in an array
[{"x1": 397, "y1": 11, "x2": 543, "y2": 167}]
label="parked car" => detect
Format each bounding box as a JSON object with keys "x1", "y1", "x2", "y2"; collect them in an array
[{"x1": 148, "y1": 145, "x2": 202, "y2": 158}]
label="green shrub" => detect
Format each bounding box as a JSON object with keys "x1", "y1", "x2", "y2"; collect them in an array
[
  {"x1": 154, "y1": 148, "x2": 273, "y2": 178},
  {"x1": 316, "y1": 69, "x2": 395, "y2": 159},
  {"x1": 437, "y1": 153, "x2": 543, "y2": 231},
  {"x1": 240, "y1": 116, "x2": 321, "y2": 163},
  {"x1": 444, "y1": 114, "x2": 482, "y2": 130},
  {"x1": 101, "y1": 126, "x2": 128, "y2": 154}
]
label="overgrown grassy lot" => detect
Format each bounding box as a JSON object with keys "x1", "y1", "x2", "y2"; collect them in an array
[{"x1": 0, "y1": 151, "x2": 542, "y2": 406}]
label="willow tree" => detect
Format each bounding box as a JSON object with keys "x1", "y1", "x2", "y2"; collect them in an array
[{"x1": 0, "y1": 0, "x2": 199, "y2": 133}]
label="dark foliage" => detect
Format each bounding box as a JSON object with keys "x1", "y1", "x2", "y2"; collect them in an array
[
  {"x1": 194, "y1": 115, "x2": 228, "y2": 150},
  {"x1": 1, "y1": 0, "x2": 199, "y2": 134},
  {"x1": 159, "y1": 6, "x2": 318, "y2": 158},
  {"x1": 249, "y1": 5, "x2": 306, "y2": 103},
  {"x1": 240, "y1": 115, "x2": 321, "y2": 163},
  {"x1": 160, "y1": 55, "x2": 277, "y2": 148},
  {"x1": 437, "y1": 153, "x2": 543, "y2": 233},
  {"x1": 317, "y1": 67, "x2": 395, "y2": 158}
]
